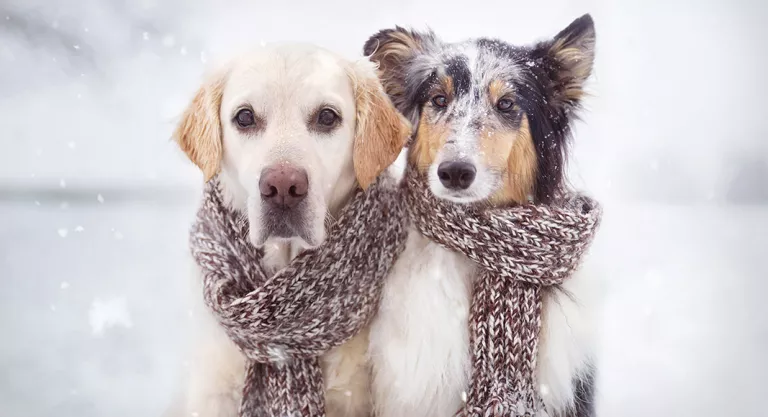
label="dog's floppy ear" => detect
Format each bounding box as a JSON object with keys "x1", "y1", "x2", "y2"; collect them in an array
[
  {"x1": 535, "y1": 14, "x2": 596, "y2": 104},
  {"x1": 363, "y1": 27, "x2": 435, "y2": 124},
  {"x1": 173, "y1": 71, "x2": 227, "y2": 181},
  {"x1": 348, "y1": 60, "x2": 411, "y2": 189}
]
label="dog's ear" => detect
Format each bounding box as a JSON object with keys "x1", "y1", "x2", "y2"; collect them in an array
[
  {"x1": 348, "y1": 60, "x2": 411, "y2": 189},
  {"x1": 536, "y1": 14, "x2": 596, "y2": 104},
  {"x1": 173, "y1": 71, "x2": 227, "y2": 181},
  {"x1": 363, "y1": 27, "x2": 435, "y2": 124},
  {"x1": 523, "y1": 15, "x2": 595, "y2": 204}
]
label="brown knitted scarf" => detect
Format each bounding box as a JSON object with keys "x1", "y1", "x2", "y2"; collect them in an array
[
  {"x1": 190, "y1": 169, "x2": 601, "y2": 417},
  {"x1": 403, "y1": 173, "x2": 602, "y2": 416},
  {"x1": 190, "y1": 175, "x2": 408, "y2": 416}
]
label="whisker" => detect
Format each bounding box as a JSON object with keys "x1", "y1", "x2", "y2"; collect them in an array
[{"x1": 324, "y1": 212, "x2": 338, "y2": 228}]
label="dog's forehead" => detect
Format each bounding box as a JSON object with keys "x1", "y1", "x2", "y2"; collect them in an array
[
  {"x1": 432, "y1": 39, "x2": 524, "y2": 94},
  {"x1": 222, "y1": 46, "x2": 354, "y2": 114},
  {"x1": 299, "y1": 53, "x2": 350, "y2": 90},
  {"x1": 227, "y1": 46, "x2": 350, "y2": 92}
]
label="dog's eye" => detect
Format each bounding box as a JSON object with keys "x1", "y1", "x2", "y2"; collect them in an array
[
  {"x1": 496, "y1": 98, "x2": 514, "y2": 113},
  {"x1": 317, "y1": 108, "x2": 339, "y2": 127},
  {"x1": 431, "y1": 95, "x2": 448, "y2": 108},
  {"x1": 235, "y1": 109, "x2": 256, "y2": 128}
]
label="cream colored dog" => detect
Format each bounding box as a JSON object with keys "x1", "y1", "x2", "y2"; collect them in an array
[{"x1": 170, "y1": 43, "x2": 408, "y2": 417}]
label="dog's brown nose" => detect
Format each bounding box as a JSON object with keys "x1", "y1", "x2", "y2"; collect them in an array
[{"x1": 259, "y1": 165, "x2": 309, "y2": 208}]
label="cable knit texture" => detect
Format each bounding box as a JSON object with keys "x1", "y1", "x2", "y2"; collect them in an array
[{"x1": 189, "y1": 168, "x2": 601, "y2": 417}]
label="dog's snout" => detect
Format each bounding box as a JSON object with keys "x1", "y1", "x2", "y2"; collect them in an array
[
  {"x1": 259, "y1": 165, "x2": 309, "y2": 208},
  {"x1": 437, "y1": 161, "x2": 476, "y2": 190}
]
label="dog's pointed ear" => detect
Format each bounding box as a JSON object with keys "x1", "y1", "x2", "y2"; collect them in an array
[
  {"x1": 363, "y1": 27, "x2": 435, "y2": 123},
  {"x1": 536, "y1": 14, "x2": 596, "y2": 103},
  {"x1": 173, "y1": 71, "x2": 227, "y2": 181},
  {"x1": 348, "y1": 60, "x2": 411, "y2": 189}
]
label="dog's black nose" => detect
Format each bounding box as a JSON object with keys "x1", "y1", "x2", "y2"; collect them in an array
[
  {"x1": 259, "y1": 165, "x2": 309, "y2": 208},
  {"x1": 437, "y1": 161, "x2": 476, "y2": 190}
]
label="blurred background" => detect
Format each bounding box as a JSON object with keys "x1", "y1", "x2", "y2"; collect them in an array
[{"x1": 0, "y1": 0, "x2": 766, "y2": 416}]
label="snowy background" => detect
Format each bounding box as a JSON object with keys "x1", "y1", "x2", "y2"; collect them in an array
[{"x1": 1, "y1": 0, "x2": 766, "y2": 416}]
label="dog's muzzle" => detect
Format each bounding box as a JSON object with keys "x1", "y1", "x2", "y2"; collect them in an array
[{"x1": 258, "y1": 164, "x2": 312, "y2": 242}]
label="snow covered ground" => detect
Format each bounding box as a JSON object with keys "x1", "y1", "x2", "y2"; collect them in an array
[{"x1": 1, "y1": 0, "x2": 767, "y2": 416}]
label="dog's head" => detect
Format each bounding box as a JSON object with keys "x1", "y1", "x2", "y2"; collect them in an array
[
  {"x1": 364, "y1": 14, "x2": 595, "y2": 205},
  {"x1": 175, "y1": 44, "x2": 409, "y2": 248}
]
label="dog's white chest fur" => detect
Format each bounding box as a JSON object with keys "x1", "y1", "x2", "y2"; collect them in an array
[
  {"x1": 369, "y1": 227, "x2": 599, "y2": 417},
  {"x1": 369, "y1": 227, "x2": 475, "y2": 417}
]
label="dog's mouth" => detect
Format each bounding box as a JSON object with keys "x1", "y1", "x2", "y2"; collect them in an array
[
  {"x1": 254, "y1": 201, "x2": 318, "y2": 247},
  {"x1": 248, "y1": 164, "x2": 324, "y2": 248}
]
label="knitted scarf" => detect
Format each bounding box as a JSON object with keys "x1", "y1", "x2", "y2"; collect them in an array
[
  {"x1": 403, "y1": 173, "x2": 602, "y2": 416},
  {"x1": 190, "y1": 175, "x2": 408, "y2": 416},
  {"x1": 190, "y1": 169, "x2": 601, "y2": 417}
]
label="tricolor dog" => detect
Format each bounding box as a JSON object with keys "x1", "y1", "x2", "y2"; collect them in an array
[{"x1": 364, "y1": 14, "x2": 601, "y2": 417}]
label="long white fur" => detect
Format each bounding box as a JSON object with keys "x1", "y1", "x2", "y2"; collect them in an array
[{"x1": 172, "y1": 44, "x2": 377, "y2": 417}]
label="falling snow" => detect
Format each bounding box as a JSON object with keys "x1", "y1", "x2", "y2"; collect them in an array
[
  {"x1": 60, "y1": 281, "x2": 70, "y2": 290},
  {"x1": 88, "y1": 297, "x2": 133, "y2": 336},
  {"x1": 0, "y1": 2, "x2": 765, "y2": 416}
]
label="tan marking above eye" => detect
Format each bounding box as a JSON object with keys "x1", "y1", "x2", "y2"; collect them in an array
[
  {"x1": 439, "y1": 75, "x2": 454, "y2": 98},
  {"x1": 488, "y1": 79, "x2": 514, "y2": 104}
]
